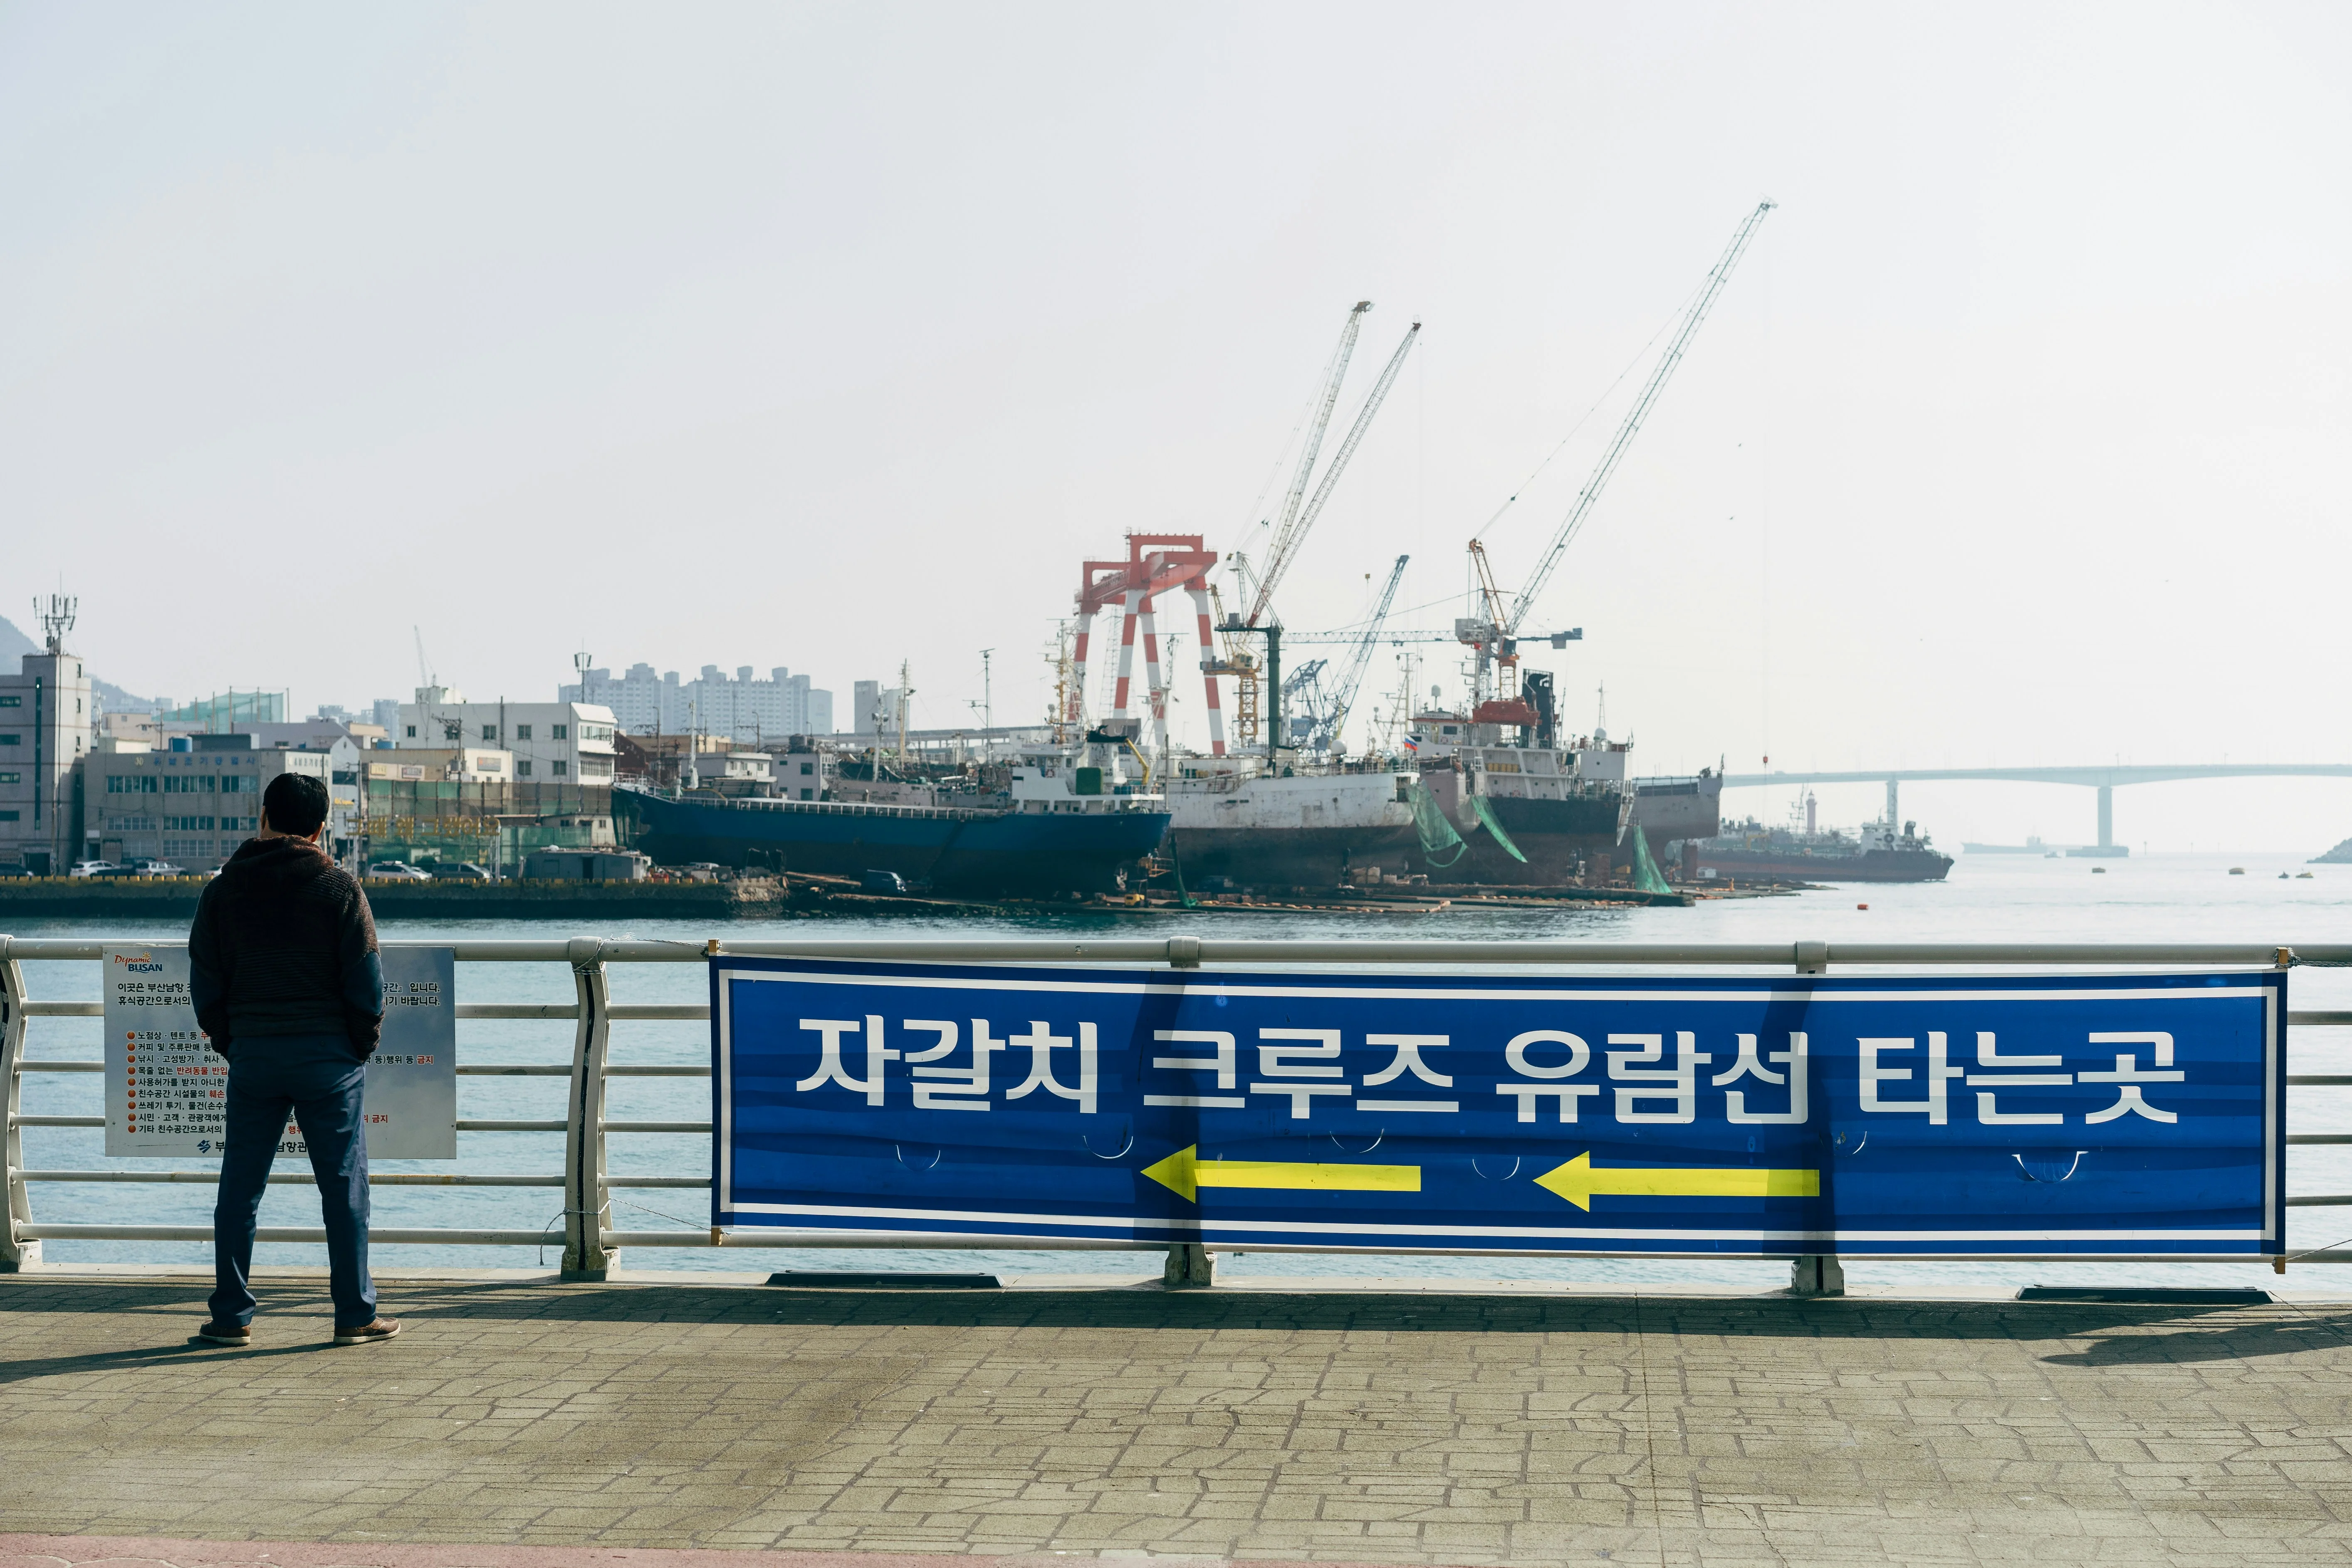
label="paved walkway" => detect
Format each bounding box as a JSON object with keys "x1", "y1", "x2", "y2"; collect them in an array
[{"x1": 2, "y1": 1275, "x2": 2350, "y2": 1565}]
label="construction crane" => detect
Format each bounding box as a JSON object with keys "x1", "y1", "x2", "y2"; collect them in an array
[
  {"x1": 1244, "y1": 310, "x2": 1420, "y2": 629},
  {"x1": 1310, "y1": 553, "x2": 1409, "y2": 754},
  {"x1": 1245, "y1": 302, "x2": 1367, "y2": 628},
  {"x1": 1214, "y1": 303, "x2": 1421, "y2": 756},
  {"x1": 1460, "y1": 199, "x2": 1775, "y2": 700},
  {"x1": 1278, "y1": 659, "x2": 1329, "y2": 752}
]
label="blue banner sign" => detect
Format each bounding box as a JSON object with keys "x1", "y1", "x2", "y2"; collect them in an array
[{"x1": 711, "y1": 958, "x2": 2285, "y2": 1258}]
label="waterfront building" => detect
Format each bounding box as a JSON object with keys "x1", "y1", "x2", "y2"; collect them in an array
[
  {"x1": 561, "y1": 663, "x2": 832, "y2": 742},
  {"x1": 358, "y1": 762, "x2": 616, "y2": 871},
  {"x1": 394, "y1": 686, "x2": 619, "y2": 785},
  {"x1": 84, "y1": 733, "x2": 329, "y2": 871},
  {"x1": 0, "y1": 636, "x2": 92, "y2": 874}
]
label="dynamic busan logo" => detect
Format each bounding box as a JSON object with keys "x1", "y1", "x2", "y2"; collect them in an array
[{"x1": 112, "y1": 951, "x2": 163, "y2": 973}]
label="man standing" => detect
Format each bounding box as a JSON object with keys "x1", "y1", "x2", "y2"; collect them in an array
[{"x1": 188, "y1": 771, "x2": 399, "y2": 1347}]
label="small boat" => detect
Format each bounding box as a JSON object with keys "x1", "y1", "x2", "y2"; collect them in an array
[{"x1": 2228, "y1": 866, "x2": 2246, "y2": 875}]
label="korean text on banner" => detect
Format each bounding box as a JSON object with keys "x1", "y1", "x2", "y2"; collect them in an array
[{"x1": 710, "y1": 957, "x2": 2284, "y2": 1259}]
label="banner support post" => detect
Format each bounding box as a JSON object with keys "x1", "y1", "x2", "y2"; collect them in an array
[
  {"x1": 1163, "y1": 934, "x2": 1208, "y2": 1283},
  {"x1": 1164, "y1": 1243, "x2": 1214, "y2": 1289},
  {"x1": 1790, "y1": 938, "x2": 1840, "y2": 1294}
]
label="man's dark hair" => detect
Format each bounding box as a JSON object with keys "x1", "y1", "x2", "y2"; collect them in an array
[{"x1": 262, "y1": 772, "x2": 331, "y2": 837}]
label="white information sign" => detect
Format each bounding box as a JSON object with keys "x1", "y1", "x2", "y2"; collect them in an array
[{"x1": 105, "y1": 943, "x2": 457, "y2": 1159}]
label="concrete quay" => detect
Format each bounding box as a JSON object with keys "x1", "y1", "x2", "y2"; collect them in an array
[{"x1": 2, "y1": 1272, "x2": 2350, "y2": 1566}]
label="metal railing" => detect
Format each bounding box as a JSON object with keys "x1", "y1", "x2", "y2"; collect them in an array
[{"x1": 4, "y1": 934, "x2": 2350, "y2": 1278}]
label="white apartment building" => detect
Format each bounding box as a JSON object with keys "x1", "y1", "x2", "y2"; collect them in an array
[
  {"x1": 561, "y1": 663, "x2": 833, "y2": 740},
  {"x1": 0, "y1": 640, "x2": 93, "y2": 874},
  {"x1": 394, "y1": 686, "x2": 618, "y2": 783}
]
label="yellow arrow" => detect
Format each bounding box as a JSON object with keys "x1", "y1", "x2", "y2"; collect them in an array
[
  {"x1": 1535, "y1": 1153, "x2": 1819, "y2": 1212},
  {"x1": 1140, "y1": 1145, "x2": 1421, "y2": 1203}
]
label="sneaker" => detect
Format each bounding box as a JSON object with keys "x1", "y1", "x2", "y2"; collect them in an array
[
  {"x1": 332, "y1": 1318, "x2": 401, "y2": 1346},
  {"x1": 193, "y1": 1321, "x2": 251, "y2": 1346}
]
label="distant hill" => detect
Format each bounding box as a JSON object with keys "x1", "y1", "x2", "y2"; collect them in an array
[
  {"x1": 2312, "y1": 838, "x2": 2352, "y2": 864},
  {"x1": 0, "y1": 613, "x2": 155, "y2": 713}
]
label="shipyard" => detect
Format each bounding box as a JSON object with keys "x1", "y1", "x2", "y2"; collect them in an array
[
  {"x1": 0, "y1": 206, "x2": 1813, "y2": 909},
  {"x1": 7, "y1": 7, "x2": 2352, "y2": 1568}
]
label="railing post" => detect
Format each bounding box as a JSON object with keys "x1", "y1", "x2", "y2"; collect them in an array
[
  {"x1": 1789, "y1": 938, "x2": 1838, "y2": 1294},
  {"x1": 0, "y1": 937, "x2": 39, "y2": 1272},
  {"x1": 562, "y1": 937, "x2": 613, "y2": 1278}
]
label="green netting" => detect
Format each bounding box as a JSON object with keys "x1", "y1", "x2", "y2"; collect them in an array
[
  {"x1": 1469, "y1": 794, "x2": 1529, "y2": 863},
  {"x1": 1409, "y1": 780, "x2": 1466, "y2": 867},
  {"x1": 1628, "y1": 824, "x2": 1674, "y2": 895}
]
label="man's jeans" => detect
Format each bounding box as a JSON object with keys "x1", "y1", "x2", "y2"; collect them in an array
[{"x1": 208, "y1": 1034, "x2": 376, "y2": 1331}]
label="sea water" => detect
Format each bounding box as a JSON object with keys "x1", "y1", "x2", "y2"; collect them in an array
[{"x1": 11, "y1": 849, "x2": 2348, "y2": 1293}]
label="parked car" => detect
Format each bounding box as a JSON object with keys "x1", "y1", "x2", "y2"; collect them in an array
[
  {"x1": 429, "y1": 861, "x2": 493, "y2": 882},
  {"x1": 67, "y1": 860, "x2": 120, "y2": 879},
  {"x1": 125, "y1": 858, "x2": 188, "y2": 878},
  {"x1": 366, "y1": 861, "x2": 434, "y2": 881},
  {"x1": 0, "y1": 862, "x2": 29, "y2": 878}
]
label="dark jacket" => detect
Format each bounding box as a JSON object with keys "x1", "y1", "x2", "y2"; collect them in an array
[{"x1": 190, "y1": 837, "x2": 384, "y2": 1059}]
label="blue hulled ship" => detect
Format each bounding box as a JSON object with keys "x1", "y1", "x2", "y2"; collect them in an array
[{"x1": 616, "y1": 752, "x2": 1169, "y2": 895}]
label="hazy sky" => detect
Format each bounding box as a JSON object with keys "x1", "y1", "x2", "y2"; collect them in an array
[{"x1": 5, "y1": 2, "x2": 2348, "y2": 849}]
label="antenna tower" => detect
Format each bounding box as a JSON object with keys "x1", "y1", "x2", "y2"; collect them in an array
[{"x1": 34, "y1": 595, "x2": 76, "y2": 655}]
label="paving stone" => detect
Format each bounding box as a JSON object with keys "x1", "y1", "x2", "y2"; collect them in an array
[{"x1": 3, "y1": 1279, "x2": 2352, "y2": 1563}]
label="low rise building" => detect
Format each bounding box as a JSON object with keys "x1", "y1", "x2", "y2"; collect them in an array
[
  {"x1": 521, "y1": 848, "x2": 649, "y2": 882},
  {"x1": 366, "y1": 747, "x2": 514, "y2": 784},
  {"x1": 395, "y1": 685, "x2": 618, "y2": 784},
  {"x1": 85, "y1": 734, "x2": 330, "y2": 871}
]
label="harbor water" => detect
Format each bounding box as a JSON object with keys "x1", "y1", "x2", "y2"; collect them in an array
[{"x1": 11, "y1": 848, "x2": 2349, "y2": 1293}]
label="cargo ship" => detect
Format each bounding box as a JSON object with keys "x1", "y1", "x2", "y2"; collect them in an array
[
  {"x1": 1693, "y1": 810, "x2": 1953, "y2": 884},
  {"x1": 1631, "y1": 770, "x2": 1724, "y2": 844},
  {"x1": 1159, "y1": 719, "x2": 1636, "y2": 891},
  {"x1": 616, "y1": 747, "x2": 1168, "y2": 895},
  {"x1": 1401, "y1": 706, "x2": 1632, "y2": 885},
  {"x1": 1963, "y1": 837, "x2": 2063, "y2": 856},
  {"x1": 1162, "y1": 766, "x2": 1420, "y2": 888}
]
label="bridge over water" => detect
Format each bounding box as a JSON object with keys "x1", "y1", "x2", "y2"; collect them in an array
[{"x1": 1717, "y1": 764, "x2": 2352, "y2": 854}]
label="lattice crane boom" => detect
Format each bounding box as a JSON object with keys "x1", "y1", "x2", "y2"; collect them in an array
[
  {"x1": 1251, "y1": 319, "x2": 1421, "y2": 627},
  {"x1": 1318, "y1": 552, "x2": 1410, "y2": 753},
  {"x1": 1245, "y1": 303, "x2": 1369, "y2": 627},
  {"x1": 1499, "y1": 198, "x2": 1775, "y2": 636}
]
